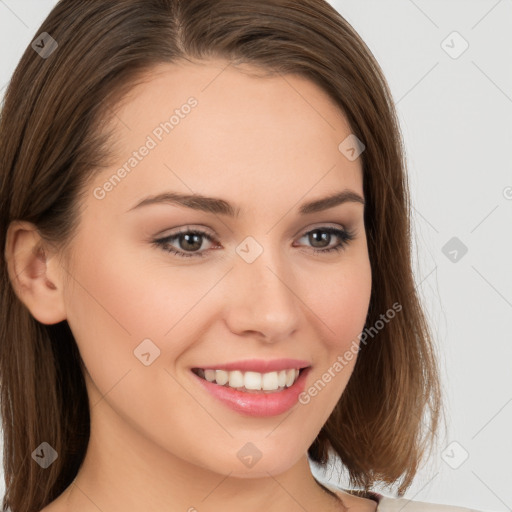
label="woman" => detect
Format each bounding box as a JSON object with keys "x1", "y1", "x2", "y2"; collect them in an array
[{"x1": 0, "y1": 1, "x2": 480, "y2": 511}]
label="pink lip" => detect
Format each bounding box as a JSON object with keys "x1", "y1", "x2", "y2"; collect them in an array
[
  {"x1": 191, "y1": 358, "x2": 311, "y2": 373},
  {"x1": 191, "y1": 366, "x2": 311, "y2": 417}
]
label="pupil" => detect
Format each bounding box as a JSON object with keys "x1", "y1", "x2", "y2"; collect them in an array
[
  {"x1": 182, "y1": 233, "x2": 202, "y2": 251},
  {"x1": 311, "y1": 230, "x2": 329, "y2": 248}
]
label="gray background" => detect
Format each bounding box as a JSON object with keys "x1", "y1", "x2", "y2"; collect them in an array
[{"x1": 1, "y1": 1, "x2": 511, "y2": 511}]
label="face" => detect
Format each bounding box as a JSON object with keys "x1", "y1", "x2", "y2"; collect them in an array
[{"x1": 59, "y1": 59, "x2": 372, "y2": 478}]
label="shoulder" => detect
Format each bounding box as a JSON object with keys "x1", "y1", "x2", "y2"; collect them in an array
[
  {"x1": 320, "y1": 482, "x2": 379, "y2": 512},
  {"x1": 321, "y1": 482, "x2": 482, "y2": 512},
  {"x1": 373, "y1": 495, "x2": 482, "y2": 512}
]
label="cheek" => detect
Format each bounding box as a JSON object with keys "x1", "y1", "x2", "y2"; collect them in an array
[
  {"x1": 64, "y1": 235, "x2": 204, "y2": 342},
  {"x1": 61, "y1": 238, "x2": 182, "y2": 385},
  {"x1": 62, "y1": 240, "x2": 216, "y2": 449},
  {"x1": 306, "y1": 253, "x2": 372, "y2": 351},
  {"x1": 294, "y1": 256, "x2": 371, "y2": 417}
]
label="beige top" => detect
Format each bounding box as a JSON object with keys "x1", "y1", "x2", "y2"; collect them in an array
[{"x1": 321, "y1": 482, "x2": 482, "y2": 512}]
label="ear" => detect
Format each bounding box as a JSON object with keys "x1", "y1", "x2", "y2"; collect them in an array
[{"x1": 4, "y1": 220, "x2": 67, "y2": 325}]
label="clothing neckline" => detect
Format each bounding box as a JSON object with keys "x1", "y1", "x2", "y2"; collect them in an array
[{"x1": 313, "y1": 477, "x2": 381, "y2": 505}]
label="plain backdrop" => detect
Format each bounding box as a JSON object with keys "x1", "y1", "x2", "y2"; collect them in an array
[{"x1": 0, "y1": 1, "x2": 511, "y2": 511}]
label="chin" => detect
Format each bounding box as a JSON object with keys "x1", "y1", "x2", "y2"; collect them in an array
[{"x1": 231, "y1": 444, "x2": 307, "y2": 478}]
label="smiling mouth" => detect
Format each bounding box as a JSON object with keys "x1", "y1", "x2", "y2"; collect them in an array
[{"x1": 191, "y1": 367, "x2": 306, "y2": 394}]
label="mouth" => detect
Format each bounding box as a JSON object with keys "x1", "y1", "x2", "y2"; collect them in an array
[{"x1": 191, "y1": 367, "x2": 308, "y2": 394}]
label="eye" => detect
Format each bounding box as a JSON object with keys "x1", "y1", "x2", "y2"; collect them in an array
[
  {"x1": 152, "y1": 228, "x2": 217, "y2": 258},
  {"x1": 295, "y1": 227, "x2": 355, "y2": 255},
  {"x1": 152, "y1": 226, "x2": 355, "y2": 259}
]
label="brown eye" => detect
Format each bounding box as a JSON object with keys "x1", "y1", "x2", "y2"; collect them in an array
[
  {"x1": 153, "y1": 229, "x2": 216, "y2": 258},
  {"x1": 296, "y1": 227, "x2": 355, "y2": 254}
]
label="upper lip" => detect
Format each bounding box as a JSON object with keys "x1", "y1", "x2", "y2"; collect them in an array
[{"x1": 192, "y1": 358, "x2": 311, "y2": 373}]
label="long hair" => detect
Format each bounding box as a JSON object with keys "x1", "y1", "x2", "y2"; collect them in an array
[{"x1": 0, "y1": 1, "x2": 444, "y2": 510}]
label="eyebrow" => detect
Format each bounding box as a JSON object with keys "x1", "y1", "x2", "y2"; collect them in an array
[{"x1": 127, "y1": 189, "x2": 365, "y2": 217}]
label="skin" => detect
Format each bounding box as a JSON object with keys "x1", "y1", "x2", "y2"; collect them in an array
[{"x1": 6, "y1": 59, "x2": 375, "y2": 512}]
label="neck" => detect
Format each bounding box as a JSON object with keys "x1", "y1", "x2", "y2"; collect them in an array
[{"x1": 58, "y1": 378, "x2": 342, "y2": 512}]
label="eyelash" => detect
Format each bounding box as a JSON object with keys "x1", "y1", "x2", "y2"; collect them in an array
[{"x1": 152, "y1": 226, "x2": 355, "y2": 259}]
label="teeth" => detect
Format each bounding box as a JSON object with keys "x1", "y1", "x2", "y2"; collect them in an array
[
  {"x1": 196, "y1": 368, "x2": 301, "y2": 392},
  {"x1": 244, "y1": 371, "x2": 262, "y2": 390},
  {"x1": 204, "y1": 369, "x2": 216, "y2": 382},
  {"x1": 228, "y1": 370, "x2": 244, "y2": 388},
  {"x1": 285, "y1": 369, "x2": 296, "y2": 387},
  {"x1": 262, "y1": 371, "x2": 278, "y2": 390},
  {"x1": 214, "y1": 369, "x2": 228, "y2": 385}
]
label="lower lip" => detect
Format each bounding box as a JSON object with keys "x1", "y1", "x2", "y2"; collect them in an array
[{"x1": 191, "y1": 368, "x2": 310, "y2": 417}]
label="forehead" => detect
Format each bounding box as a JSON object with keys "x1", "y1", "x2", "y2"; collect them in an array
[{"x1": 91, "y1": 59, "x2": 363, "y2": 214}]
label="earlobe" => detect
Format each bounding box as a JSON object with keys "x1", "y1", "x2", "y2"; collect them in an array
[{"x1": 4, "y1": 220, "x2": 67, "y2": 325}]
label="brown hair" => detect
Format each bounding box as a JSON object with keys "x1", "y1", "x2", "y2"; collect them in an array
[{"x1": 0, "y1": 0, "x2": 444, "y2": 509}]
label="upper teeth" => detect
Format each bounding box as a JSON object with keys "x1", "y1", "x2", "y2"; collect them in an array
[{"x1": 200, "y1": 368, "x2": 300, "y2": 391}]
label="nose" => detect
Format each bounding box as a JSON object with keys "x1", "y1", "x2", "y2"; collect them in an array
[{"x1": 223, "y1": 245, "x2": 301, "y2": 343}]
